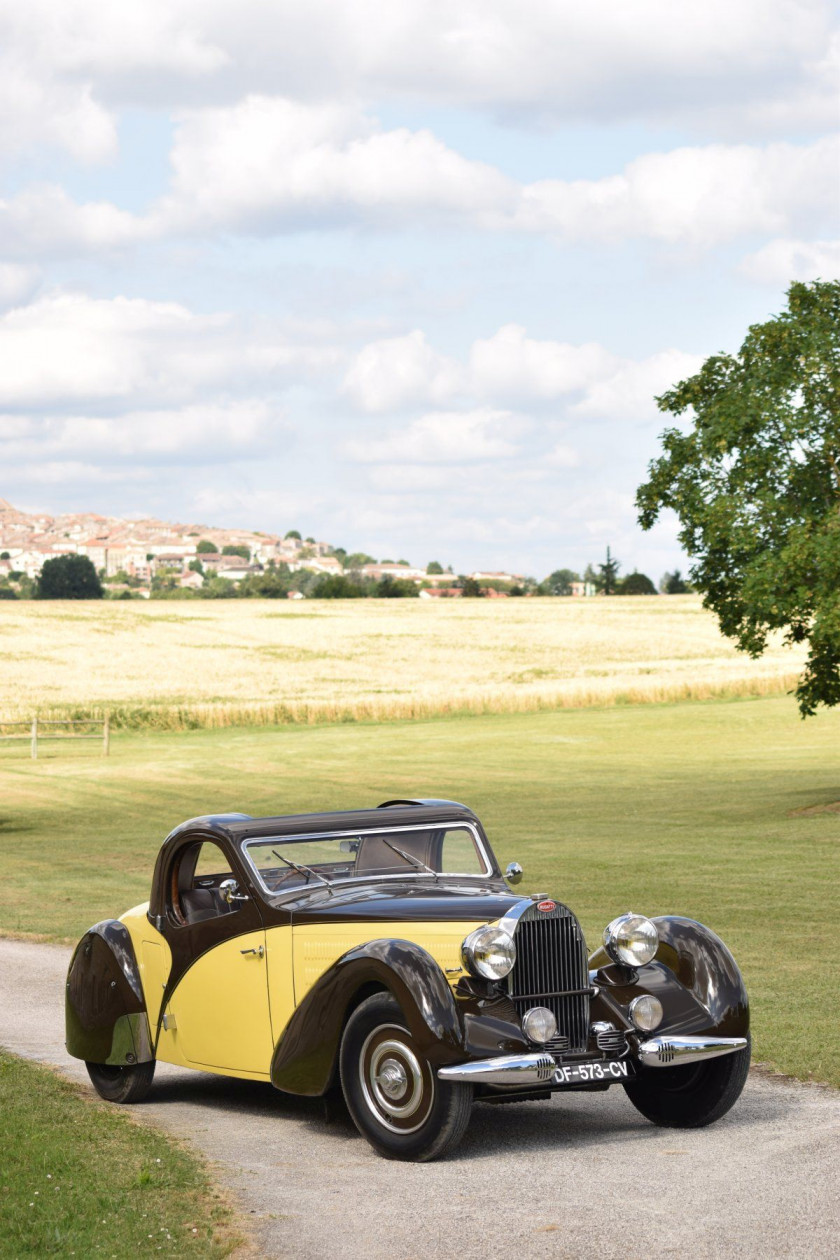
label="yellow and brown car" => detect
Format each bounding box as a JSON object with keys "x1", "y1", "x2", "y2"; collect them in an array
[{"x1": 66, "y1": 799, "x2": 750, "y2": 1160}]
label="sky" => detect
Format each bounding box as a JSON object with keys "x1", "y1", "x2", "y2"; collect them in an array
[{"x1": 0, "y1": 1, "x2": 838, "y2": 581}]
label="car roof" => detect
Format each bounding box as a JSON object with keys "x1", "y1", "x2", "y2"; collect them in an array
[{"x1": 163, "y1": 799, "x2": 482, "y2": 846}]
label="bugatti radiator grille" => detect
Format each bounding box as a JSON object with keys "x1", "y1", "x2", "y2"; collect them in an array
[{"x1": 508, "y1": 904, "x2": 590, "y2": 1053}]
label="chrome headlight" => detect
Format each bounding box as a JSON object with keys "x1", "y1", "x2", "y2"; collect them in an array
[
  {"x1": 603, "y1": 913, "x2": 658, "y2": 967},
  {"x1": 462, "y1": 925, "x2": 516, "y2": 980},
  {"x1": 522, "y1": 1006, "x2": 557, "y2": 1045},
  {"x1": 629, "y1": 994, "x2": 663, "y2": 1031}
]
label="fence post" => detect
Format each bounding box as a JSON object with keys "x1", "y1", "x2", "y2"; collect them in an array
[
  {"x1": 30, "y1": 715, "x2": 38, "y2": 760},
  {"x1": 103, "y1": 714, "x2": 110, "y2": 757}
]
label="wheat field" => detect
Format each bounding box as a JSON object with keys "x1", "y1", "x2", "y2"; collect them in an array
[{"x1": 0, "y1": 595, "x2": 805, "y2": 730}]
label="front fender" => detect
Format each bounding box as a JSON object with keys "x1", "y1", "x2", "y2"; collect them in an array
[
  {"x1": 271, "y1": 938, "x2": 463, "y2": 1096},
  {"x1": 589, "y1": 915, "x2": 749, "y2": 1038},
  {"x1": 65, "y1": 920, "x2": 153, "y2": 1065}
]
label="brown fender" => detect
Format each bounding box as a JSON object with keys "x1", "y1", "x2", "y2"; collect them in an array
[
  {"x1": 589, "y1": 915, "x2": 749, "y2": 1039},
  {"x1": 65, "y1": 920, "x2": 153, "y2": 1066},
  {"x1": 270, "y1": 938, "x2": 467, "y2": 1097}
]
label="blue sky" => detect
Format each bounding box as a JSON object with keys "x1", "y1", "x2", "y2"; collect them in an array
[{"x1": 1, "y1": 0, "x2": 837, "y2": 581}]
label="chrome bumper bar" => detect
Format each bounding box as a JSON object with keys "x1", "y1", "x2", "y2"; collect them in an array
[
  {"x1": 438, "y1": 1053, "x2": 556, "y2": 1086},
  {"x1": 637, "y1": 1035, "x2": 748, "y2": 1067},
  {"x1": 438, "y1": 1035, "x2": 748, "y2": 1085}
]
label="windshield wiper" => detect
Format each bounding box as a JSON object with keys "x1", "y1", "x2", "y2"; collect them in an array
[
  {"x1": 381, "y1": 838, "x2": 438, "y2": 880},
  {"x1": 272, "y1": 849, "x2": 334, "y2": 895}
]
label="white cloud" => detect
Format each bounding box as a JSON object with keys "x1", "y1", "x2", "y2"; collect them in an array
[
  {"x1": 0, "y1": 291, "x2": 342, "y2": 408},
  {"x1": 0, "y1": 264, "x2": 41, "y2": 309},
  {"x1": 738, "y1": 237, "x2": 840, "y2": 283},
  {"x1": 0, "y1": 401, "x2": 279, "y2": 463},
  {"x1": 571, "y1": 350, "x2": 705, "y2": 419},
  {"x1": 346, "y1": 325, "x2": 704, "y2": 419},
  {"x1": 514, "y1": 136, "x2": 840, "y2": 246},
  {"x1": 345, "y1": 409, "x2": 523, "y2": 463},
  {"x1": 0, "y1": 186, "x2": 145, "y2": 259},
  {"x1": 1, "y1": 0, "x2": 835, "y2": 146},
  {"x1": 469, "y1": 325, "x2": 618, "y2": 400},
  {"x1": 156, "y1": 96, "x2": 515, "y2": 234},
  {"x1": 342, "y1": 329, "x2": 463, "y2": 412}
]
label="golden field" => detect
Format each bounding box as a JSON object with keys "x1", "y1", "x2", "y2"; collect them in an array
[{"x1": 0, "y1": 596, "x2": 804, "y2": 729}]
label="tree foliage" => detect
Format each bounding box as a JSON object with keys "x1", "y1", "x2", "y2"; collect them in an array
[
  {"x1": 221, "y1": 544, "x2": 250, "y2": 560},
  {"x1": 196, "y1": 539, "x2": 218, "y2": 554},
  {"x1": 426, "y1": 560, "x2": 444, "y2": 574},
  {"x1": 543, "y1": 568, "x2": 579, "y2": 596},
  {"x1": 637, "y1": 280, "x2": 840, "y2": 715},
  {"x1": 36, "y1": 555, "x2": 103, "y2": 600},
  {"x1": 619, "y1": 571, "x2": 657, "y2": 595},
  {"x1": 598, "y1": 547, "x2": 620, "y2": 594}
]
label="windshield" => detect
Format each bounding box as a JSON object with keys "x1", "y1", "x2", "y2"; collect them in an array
[{"x1": 242, "y1": 824, "x2": 490, "y2": 894}]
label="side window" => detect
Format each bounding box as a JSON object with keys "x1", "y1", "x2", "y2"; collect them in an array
[
  {"x1": 194, "y1": 842, "x2": 233, "y2": 881},
  {"x1": 439, "y1": 828, "x2": 485, "y2": 875},
  {"x1": 170, "y1": 841, "x2": 238, "y2": 926}
]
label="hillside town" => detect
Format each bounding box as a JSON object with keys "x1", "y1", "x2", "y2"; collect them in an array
[{"x1": 0, "y1": 499, "x2": 553, "y2": 598}]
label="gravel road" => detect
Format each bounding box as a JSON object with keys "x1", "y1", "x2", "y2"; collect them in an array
[{"x1": 1, "y1": 937, "x2": 838, "y2": 1260}]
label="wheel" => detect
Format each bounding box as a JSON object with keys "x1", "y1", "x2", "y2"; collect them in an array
[
  {"x1": 339, "y1": 993, "x2": 473, "y2": 1161},
  {"x1": 623, "y1": 1035, "x2": 751, "y2": 1128},
  {"x1": 86, "y1": 1059, "x2": 156, "y2": 1104}
]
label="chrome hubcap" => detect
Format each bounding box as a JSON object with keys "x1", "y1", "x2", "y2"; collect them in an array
[
  {"x1": 376, "y1": 1057, "x2": 408, "y2": 1100},
  {"x1": 360, "y1": 1026, "x2": 435, "y2": 1134}
]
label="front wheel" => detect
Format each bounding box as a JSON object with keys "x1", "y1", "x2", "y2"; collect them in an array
[
  {"x1": 86, "y1": 1059, "x2": 156, "y2": 1104},
  {"x1": 623, "y1": 1035, "x2": 751, "y2": 1128},
  {"x1": 339, "y1": 993, "x2": 472, "y2": 1161}
]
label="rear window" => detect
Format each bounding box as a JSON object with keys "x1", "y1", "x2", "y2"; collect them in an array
[{"x1": 242, "y1": 824, "x2": 488, "y2": 894}]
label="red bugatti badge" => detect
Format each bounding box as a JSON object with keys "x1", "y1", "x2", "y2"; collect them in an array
[{"x1": 537, "y1": 900, "x2": 556, "y2": 913}]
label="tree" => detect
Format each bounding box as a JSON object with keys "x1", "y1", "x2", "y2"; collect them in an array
[
  {"x1": 196, "y1": 539, "x2": 218, "y2": 554},
  {"x1": 460, "y1": 577, "x2": 484, "y2": 597},
  {"x1": 188, "y1": 558, "x2": 205, "y2": 575},
  {"x1": 36, "y1": 555, "x2": 103, "y2": 600},
  {"x1": 0, "y1": 551, "x2": 9, "y2": 559},
  {"x1": 661, "y1": 569, "x2": 689, "y2": 594},
  {"x1": 599, "y1": 547, "x2": 620, "y2": 595},
  {"x1": 637, "y1": 280, "x2": 840, "y2": 715},
  {"x1": 345, "y1": 552, "x2": 376, "y2": 569},
  {"x1": 619, "y1": 571, "x2": 657, "y2": 595},
  {"x1": 426, "y1": 561, "x2": 444, "y2": 574},
  {"x1": 285, "y1": 530, "x2": 302, "y2": 540},
  {"x1": 543, "y1": 568, "x2": 579, "y2": 596},
  {"x1": 376, "y1": 576, "x2": 420, "y2": 598},
  {"x1": 310, "y1": 574, "x2": 366, "y2": 599},
  {"x1": 222, "y1": 544, "x2": 250, "y2": 560}
]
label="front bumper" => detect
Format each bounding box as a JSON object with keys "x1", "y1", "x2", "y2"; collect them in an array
[{"x1": 437, "y1": 1035, "x2": 748, "y2": 1086}]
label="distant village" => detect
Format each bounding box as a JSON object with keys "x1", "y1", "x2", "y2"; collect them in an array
[{"x1": 0, "y1": 499, "x2": 680, "y2": 599}]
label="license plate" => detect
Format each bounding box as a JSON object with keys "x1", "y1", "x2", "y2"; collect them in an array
[{"x1": 552, "y1": 1059, "x2": 631, "y2": 1086}]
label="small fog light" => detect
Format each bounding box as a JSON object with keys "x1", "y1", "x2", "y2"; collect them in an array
[
  {"x1": 629, "y1": 994, "x2": 663, "y2": 1031},
  {"x1": 522, "y1": 1006, "x2": 557, "y2": 1045}
]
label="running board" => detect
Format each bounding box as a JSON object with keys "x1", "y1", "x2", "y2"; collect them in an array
[{"x1": 637, "y1": 1036, "x2": 748, "y2": 1067}]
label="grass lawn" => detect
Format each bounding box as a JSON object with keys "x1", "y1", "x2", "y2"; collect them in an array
[
  {"x1": 0, "y1": 1052, "x2": 236, "y2": 1259},
  {"x1": 1, "y1": 693, "x2": 838, "y2": 1087}
]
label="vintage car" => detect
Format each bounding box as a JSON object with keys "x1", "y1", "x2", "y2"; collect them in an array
[{"x1": 66, "y1": 800, "x2": 750, "y2": 1161}]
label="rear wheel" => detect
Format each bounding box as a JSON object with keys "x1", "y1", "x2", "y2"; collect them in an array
[
  {"x1": 86, "y1": 1060, "x2": 156, "y2": 1104},
  {"x1": 339, "y1": 993, "x2": 472, "y2": 1161},
  {"x1": 623, "y1": 1036, "x2": 751, "y2": 1128}
]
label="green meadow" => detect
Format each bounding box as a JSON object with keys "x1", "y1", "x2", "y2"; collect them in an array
[{"x1": 1, "y1": 694, "x2": 838, "y2": 1087}]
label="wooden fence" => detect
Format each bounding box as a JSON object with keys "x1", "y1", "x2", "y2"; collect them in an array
[{"x1": 0, "y1": 716, "x2": 110, "y2": 759}]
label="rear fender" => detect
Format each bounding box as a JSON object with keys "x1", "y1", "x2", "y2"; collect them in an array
[
  {"x1": 271, "y1": 938, "x2": 463, "y2": 1096},
  {"x1": 65, "y1": 920, "x2": 153, "y2": 1065}
]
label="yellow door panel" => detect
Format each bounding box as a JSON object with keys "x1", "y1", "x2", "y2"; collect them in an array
[
  {"x1": 168, "y1": 930, "x2": 273, "y2": 1074},
  {"x1": 263, "y1": 926, "x2": 295, "y2": 1044},
  {"x1": 293, "y1": 920, "x2": 483, "y2": 1005}
]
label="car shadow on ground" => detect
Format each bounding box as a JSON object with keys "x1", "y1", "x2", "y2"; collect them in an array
[{"x1": 140, "y1": 1068, "x2": 789, "y2": 1161}]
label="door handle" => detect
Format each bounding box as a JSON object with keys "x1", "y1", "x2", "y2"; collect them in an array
[{"x1": 240, "y1": 945, "x2": 265, "y2": 958}]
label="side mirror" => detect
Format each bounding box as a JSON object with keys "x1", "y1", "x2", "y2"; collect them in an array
[
  {"x1": 505, "y1": 862, "x2": 523, "y2": 885},
  {"x1": 219, "y1": 878, "x2": 249, "y2": 905}
]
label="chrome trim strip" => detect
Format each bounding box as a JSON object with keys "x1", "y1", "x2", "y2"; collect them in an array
[
  {"x1": 636, "y1": 1036, "x2": 748, "y2": 1067},
  {"x1": 241, "y1": 820, "x2": 494, "y2": 895},
  {"x1": 438, "y1": 1053, "x2": 555, "y2": 1086}
]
